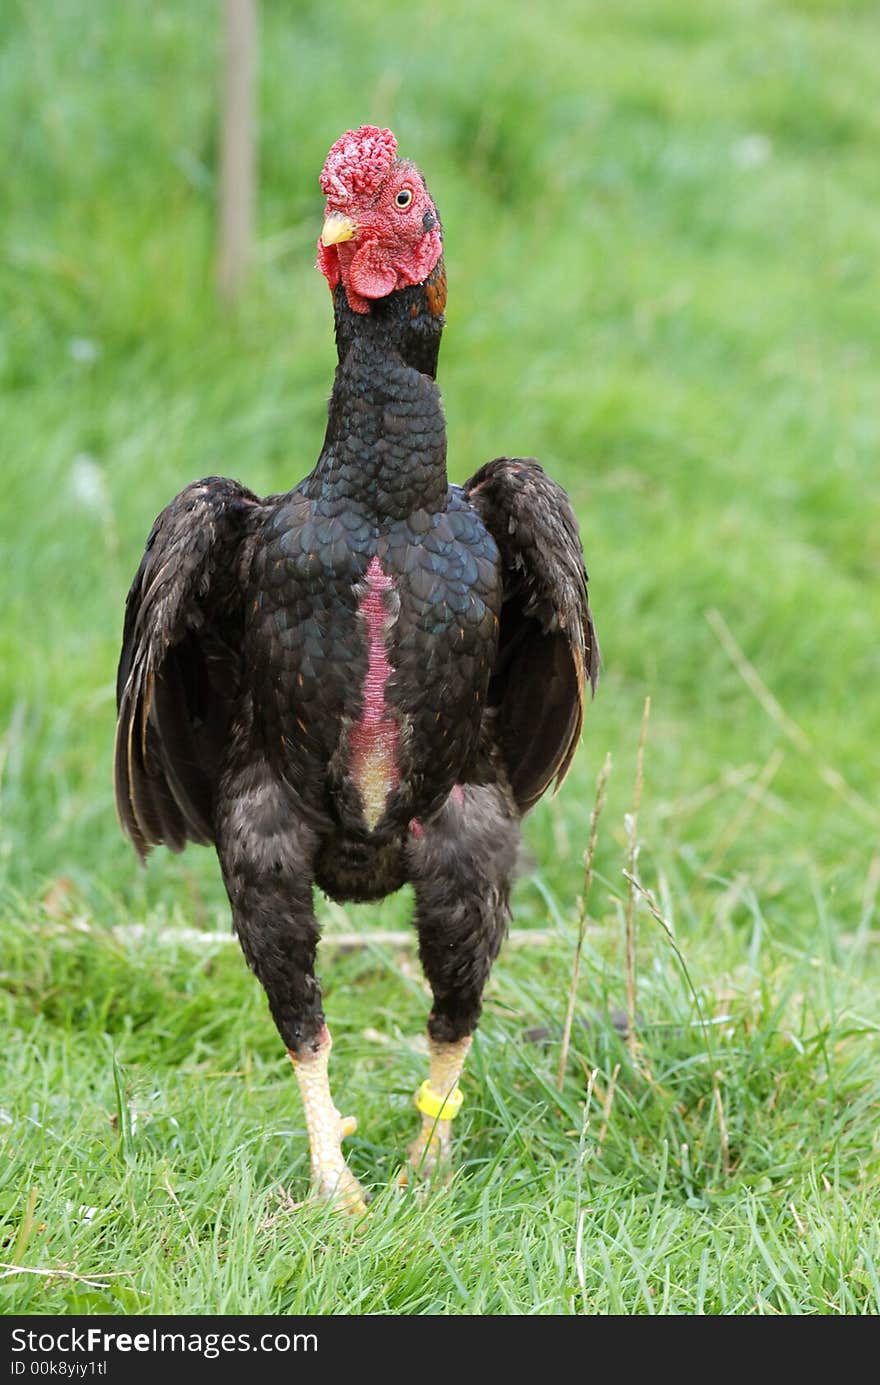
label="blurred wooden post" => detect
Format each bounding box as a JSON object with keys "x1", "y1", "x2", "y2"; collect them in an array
[{"x1": 217, "y1": 0, "x2": 257, "y2": 303}]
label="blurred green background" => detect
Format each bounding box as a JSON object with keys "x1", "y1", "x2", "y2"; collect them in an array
[{"x1": 1, "y1": 0, "x2": 878, "y2": 1314}]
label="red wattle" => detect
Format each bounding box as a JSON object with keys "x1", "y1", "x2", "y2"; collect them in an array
[
  {"x1": 348, "y1": 242, "x2": 400, "y2": 303},
  {"x1": 316, "y1": 239, "x2": 340, "y2": 291},
  {"x1": 336, "y1": 227, "x2": 443, "y2": 313}
]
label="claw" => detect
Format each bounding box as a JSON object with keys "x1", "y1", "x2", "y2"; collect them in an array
[
  {"x1": 309, "y1": 1110, "x2": 368, "y2": 1214},
  {"x1": 312, "y1": 1161, "x2": 369, "y2": 1216}
]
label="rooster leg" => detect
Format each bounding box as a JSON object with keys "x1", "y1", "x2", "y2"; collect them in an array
[
  {"x1": 289, "y1": 1026, "x2": 367, "y2": 1213},
  {"x1": 402, "y1": 1035, "x2": 472, "y2": 1184},
  {"x1": 403, "y1": 784, "x2": 519, "y2": 1185},
  {"x1": 217, "y1": 766, "x2": 366, "y2": 1214}
]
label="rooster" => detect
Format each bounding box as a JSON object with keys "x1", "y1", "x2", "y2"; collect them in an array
[{"x1": 115, "y1": 126, "x2": 598, "y2": 1212}]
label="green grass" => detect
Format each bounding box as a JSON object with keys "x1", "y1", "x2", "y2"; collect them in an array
[{"x1": 1, "y1": 0, "x2": 878, "y2": 1314}]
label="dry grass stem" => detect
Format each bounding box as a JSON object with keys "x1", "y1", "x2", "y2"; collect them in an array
[
  {"x1": 574, "y1": 1067, "x2": 597, "y2": 1313},
  {"x1": 713, "y1": 1075, "x2": 731, "y2": 1177},
  {"x1": 556, "y1": 752, "x2": 612, "y2": 1090},
  {"x1": 575, "y1": 1209, "x2": 588, "y2": 1310},
  {"x1": 624, "y1": 697, "x2": 651, "y2": 1062}
]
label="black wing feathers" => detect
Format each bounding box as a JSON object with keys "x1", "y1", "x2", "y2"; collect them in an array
[
  {"x1": 114, "y1": 477, "x2": 261, "y2": 859},
  {"x1": 464, "y1": 457, "x2": 598, "y2": 813}
]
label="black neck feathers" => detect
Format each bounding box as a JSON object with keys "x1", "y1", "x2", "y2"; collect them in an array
[
  {"x1": 308, "y1": 263, "x2": 449, "y2": 518},
  {"x1": 332, "y1": 264, "x2": 446, "y2": 381}
]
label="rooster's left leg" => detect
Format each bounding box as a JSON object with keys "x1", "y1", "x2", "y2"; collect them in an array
[
  {"x1": 402, "y1": 784, "x2": 519, "y2": 1185},
  {"x1": 217, "y1": 766, "x2": 367, "y2": 1214}
]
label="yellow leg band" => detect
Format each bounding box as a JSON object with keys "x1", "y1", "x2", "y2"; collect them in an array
[{"x1": 415, "y1": 1078, "x2": 463, "y2": 1121}]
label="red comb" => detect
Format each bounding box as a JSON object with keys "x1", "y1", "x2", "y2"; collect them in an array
[{"x1": 320, "y1": 125, "x2": 398, "y2": 202}]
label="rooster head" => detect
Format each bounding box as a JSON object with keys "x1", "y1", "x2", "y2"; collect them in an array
[{"x1": 317, "y1": 126, "x2": 442, "y2": 315}]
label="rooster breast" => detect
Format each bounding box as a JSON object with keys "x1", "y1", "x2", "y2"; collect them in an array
[{"x1": 245, "y1": 487, "x2": 501, "y2": 843}]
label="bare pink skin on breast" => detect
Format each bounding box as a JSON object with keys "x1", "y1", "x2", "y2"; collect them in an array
[{"x1": 349, "y1": 556, "x2": 401, "y2": 829}]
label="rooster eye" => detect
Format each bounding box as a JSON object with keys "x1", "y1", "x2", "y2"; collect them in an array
[{"x1": 395, "y1": 188, "x2": 413, "y2": 209}]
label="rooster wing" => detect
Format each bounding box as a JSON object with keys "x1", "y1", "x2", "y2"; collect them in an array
[
  {"x1": 463, "y1": 456, "x2": 599, "y2": 813},
  {"x1": 114, "y1": 476, "x2": 263, "y2": 858}
]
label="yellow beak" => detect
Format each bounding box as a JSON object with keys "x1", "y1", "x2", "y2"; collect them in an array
[{"x1": 321, "y1": 212, "x2": 357, "y2": 247}]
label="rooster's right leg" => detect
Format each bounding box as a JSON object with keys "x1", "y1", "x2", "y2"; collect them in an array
[
  {"x1": 403, "y1": 784, "x2": 520, "y2": 1185},
  {"x1": 216, "y1": 767, "x2": 367, "y2": 1214}
]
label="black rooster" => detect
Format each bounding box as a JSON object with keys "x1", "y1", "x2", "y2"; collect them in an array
[{"x1": 115, "y1": 126, "x2": 598, "y2": 1211}]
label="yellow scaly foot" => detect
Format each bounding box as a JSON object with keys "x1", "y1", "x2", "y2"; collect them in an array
[{"x1": 289, "y1": 1027, "x2": 368, "y2": 1215}]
